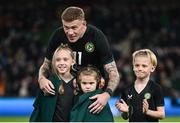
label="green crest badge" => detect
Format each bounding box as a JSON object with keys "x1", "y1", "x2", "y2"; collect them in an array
[
  {"x1": 144, "y1": 93, "x2": 151, "y2": 99},
  {"x1": 85, "y1": 42, "x2": 95, "y2": 53}
]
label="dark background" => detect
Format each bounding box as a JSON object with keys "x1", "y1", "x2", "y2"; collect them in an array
[{"x1": 0, "y1": 0, "x2": 180, "y2": 106}]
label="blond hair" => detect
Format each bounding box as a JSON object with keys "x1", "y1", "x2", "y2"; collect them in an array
[
  {"x1": 132, "y1": 49, "x2": 157, "y2": 68},
  {"x1": 51, "y1": 44, "x2": 75, "y2": 95},
  {"x1": 51, "y1": 44, "x2": 74, "y2": 76},
  {"x1": 61, "y1": 6, "x2": 85, "y2": 22}
]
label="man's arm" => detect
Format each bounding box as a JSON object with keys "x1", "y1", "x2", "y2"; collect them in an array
[
  {"x1": 89, "y1": 60, "x2": 120, "y2": 114},
  {"x1": 38, "y1": 58, "x2": 55, "y2": 95},
  {"x1": 38, "y1": 58, "x2": 51, "y2": 81},
  {"x1": 104, "y1": 60, "x2": 120, "y2": 92}
]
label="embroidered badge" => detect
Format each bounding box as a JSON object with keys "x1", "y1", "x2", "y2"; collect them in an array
[
  {"x1": 85, "y1": 42, "x2": 95, "y2": 53},
  {"x1": 144, "y1": 93, "x2": 151, "y2": 99}
]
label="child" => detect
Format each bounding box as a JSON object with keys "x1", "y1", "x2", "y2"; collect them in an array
[
  {"x1": 115, "y1": 49, "x2": 165, "y2": 122},
  {"x1": 70, "y1": 65, "x2": 114, "y2": 122},
  {"x1": 30, "y1": 44, "x2": 77, "y2": 122}
]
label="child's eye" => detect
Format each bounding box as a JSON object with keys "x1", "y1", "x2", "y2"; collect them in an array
[
  {"x1": 63, "y1": 58, "x2": 69, "y2": 61},
  {"x1": 81, "y1": 82, "x2": 86, "y2": 85},
  {"x1": 90, "y1": 82, "x2": 95, "y2": 84},
  {"x1": 135, "y1": 64, "x2": 139, "y2": 67},
  {"x1": 56, "y1": 58, "x2": 61, "y2": 61}
]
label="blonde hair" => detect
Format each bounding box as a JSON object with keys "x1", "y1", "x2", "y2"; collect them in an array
[
  {"x1": 132, "y1": 49, "x2": 157, "y2": 68},
  {"x1": 61, "y1": 6, "x2": 85, "y2": 22},
  {"x1": 51, "y1": 43, "x2": 74, "y2": 77},
  {"x1": 51, "y1": 44, "x2": 75, "y2": 95}
]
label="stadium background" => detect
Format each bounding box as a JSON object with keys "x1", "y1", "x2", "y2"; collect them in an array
[{"x1": 0, "y1": 0, "x2": 180, "y2": 121}]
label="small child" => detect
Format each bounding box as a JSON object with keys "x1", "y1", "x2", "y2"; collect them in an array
[
  {"x1": 70, "y1": 65, "x2": 114, "y2": 122},
  {"x1": 30, "y1": 44, "x2": 77, "y2": 122},
  {"x1": 115, "y1": 49, "x2": 165, "y2": 122}
]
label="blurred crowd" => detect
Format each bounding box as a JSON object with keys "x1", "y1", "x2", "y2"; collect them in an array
[{"x1": 0, "y1": 0, "x2": 180, "y2": 105}]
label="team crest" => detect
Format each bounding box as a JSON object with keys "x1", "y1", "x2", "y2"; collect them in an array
[
  {"x1": 144, "y1": 93, "x2": 151, "y2": 99},
  {"x1": 85, "y1": 42, "x2": 95, "y2": 53}
]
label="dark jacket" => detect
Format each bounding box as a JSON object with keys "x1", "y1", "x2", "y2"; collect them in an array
[
  {"x1": 70, "y1": 89, "x2": 114, "y2": 122},
  {"x1": 29, "y1": 74, "x2": 62, "y2": 122}
]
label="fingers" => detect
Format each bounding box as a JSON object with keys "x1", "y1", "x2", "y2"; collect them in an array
[
  {"x1": 88, "y1": 94, "x2": 105, "y2": 114},
  {"x1": 44, "y1": 84, "x2": 55, "y2": 95},
  {"x1": 115, "y1": 101, "x2": 123, "y2": 109},
  {"x1": 143, "y1": 99, "x2": 149, "y2": 113},
  {"x1": 39, "y1": 77, "x2": 55, "y2": 95},
  {"x1": 143, "y1": 99, "x2": 148, "y2": 107},
  {"x1": 96, "y1": 105, "x2": 104, "y2": 114},
  {"x1": 49, "y1": 81, "x2": 55, "y2": 89},
  {"x1": 89, "y1": 95, "x2": 98, "y2": 100},
  {"x1": 89, "y1": 93, "x2": 109, "y2": 114},
  {"x1": 88, "y1": 100, "x2": 97, "y2": 109},
  {"x1": 120, "y1": 99, "x2": 126, "y2": 104},
  {"x1": 115, "y1": 99, "x2": 122, "y2": 107},
  {"x1": 42, "y1": 81, "x2": 55, "y2": 95},
  {"x1": 115, "y1": 103, "x2": 121, "y2": 109},
  {"x1": 89, "y1": 101, "x2": 104, "y2": 114}
]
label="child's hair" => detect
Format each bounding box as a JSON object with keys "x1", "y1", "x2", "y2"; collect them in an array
[
  {"x1": 61, "y1": 6, "x2": 85, "y2": 22},
  {"x1": 52, "y1": 43, "x2": 74, "y2": 75},
  {"x1": 51, "y1": 43, "x2": 76, "y2": 95},
  {"x1": 77, "y1": 65, "x2": 101, "y2": 92},
  {"x1": 132, "y1": 49, "x2": 157, "y2": 68}
]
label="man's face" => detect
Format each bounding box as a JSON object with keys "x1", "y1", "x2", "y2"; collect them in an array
[
  {"x1": 62, "y1": 19, "x2": 86, "y2": 43},
  {"x1": 80, "y1": 75, "x2": 97, "y2": 93}
]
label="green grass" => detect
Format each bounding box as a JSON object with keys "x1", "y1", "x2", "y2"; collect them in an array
[
  {"x1": 114, "y1": 116, "x2": 180, "y2": 122},
  {"x1": 0, "y1": 116, "x2": 180, "y2": 122},
  {"x1": 0, "y1": 116, "x2": 29, "y2": 122}
]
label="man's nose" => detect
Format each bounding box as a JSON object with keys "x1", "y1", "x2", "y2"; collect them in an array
[
  {"x1": 138, "y1": 66, "x2": 143, "y2": 70},
  {"x1": 67, "y1": 29, "x2": 74, "y2": 35}
]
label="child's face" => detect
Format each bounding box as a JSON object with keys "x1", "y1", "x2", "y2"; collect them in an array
[
  {"x1": 133, "y1": 55, "x2": 155, "y2": 80},
  {"x1": 80, "y1": 75, "x2": 97, "y2": 93},
  {"x1": 55, "y1": 49, "x2": 74, "y2": 74}
]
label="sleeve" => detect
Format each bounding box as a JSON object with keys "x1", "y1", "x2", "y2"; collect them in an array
[
  {"x1": 154, "y1": 84, "x2": 165, "y2": 107},
  {"x1": 29, "y1": 89, "x2": 43, "y2": 122},
  {"x1": 45, "y1": 28, "x2": 62, "y2": 60},
  {"x1": 95, "y1": 29, "x2": 114, "y2": 65}
]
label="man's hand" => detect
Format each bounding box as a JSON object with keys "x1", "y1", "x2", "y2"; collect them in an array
[
  {"x1": 88, "y1": 92, "x2": 110, "y2": 114},
  {"x1": 39, "y1": 77, "x2": 55, "y2": 95},
  {"x1": 38, "y1": 58, "x2": 55, "y2": 95}
]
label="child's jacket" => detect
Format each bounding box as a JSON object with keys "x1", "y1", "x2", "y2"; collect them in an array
[
  {"x1": 70, "y1": 89, "x2": 114, "y2": 122},
  {"x1": 29, "y1": 74, "x2": 62, "y2": 122}
]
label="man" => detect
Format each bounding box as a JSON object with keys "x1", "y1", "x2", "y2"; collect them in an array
[{"x1": 38, "y1": 6, "x2": 120, "y2": 113}]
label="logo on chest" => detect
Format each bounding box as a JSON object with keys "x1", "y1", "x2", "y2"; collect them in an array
[
  {"x1": 85, "y1": 42, "x2": 95, "y2": 53},
  {"x1": 144, "y1": 92, "x2": 151, "y2": 99},
  {"x1": 128, "y1": 94, "x2": 133, "y2": 100}
]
